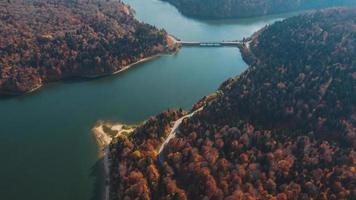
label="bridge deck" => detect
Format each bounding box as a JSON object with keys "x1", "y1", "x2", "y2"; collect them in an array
[{"x1": 178, "y1": 41, "x2": 241, "y2": 47}]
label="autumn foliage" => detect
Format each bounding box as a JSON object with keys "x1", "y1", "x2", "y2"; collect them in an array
[
  {"x1": 109, "y1": 109, "x2": 186, "y2": 200},
  {"x1": 0, "y1": 0, "x2": 170, "y2": 95},
  {"x1": 109, "y1": 8, "x2": 355, "y2": 200},
  {"x1": 162, "y1": 0, "x2": 356, "y2": 19}
]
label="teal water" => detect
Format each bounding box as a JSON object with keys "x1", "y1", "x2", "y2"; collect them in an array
[{"x1": 0, "y1": 0, "x2": 295, "y2": 199}]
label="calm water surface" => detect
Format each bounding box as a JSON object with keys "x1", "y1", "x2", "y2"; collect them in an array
[{"x1": 0, "y1": 0, "x2": 295, "y2": 199}]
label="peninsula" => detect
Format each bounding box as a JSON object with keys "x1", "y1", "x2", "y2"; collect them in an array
[{"x1": 0, "y1": 0, "x2": 179, "y2": 95}]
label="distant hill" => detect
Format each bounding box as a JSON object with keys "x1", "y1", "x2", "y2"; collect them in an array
[
  {"x1": 0, "y1": 0, "x2": 174, "y2": 95},
  {"x1": 109, "y1": 8, "x2": 356, "y2": 200},
  {"x1": 163, "y1": 0, "x2": 356, "y2": 19}
]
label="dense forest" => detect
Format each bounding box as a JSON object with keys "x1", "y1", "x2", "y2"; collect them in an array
[
  {"x1": 0, "y1": 0, "x2": 175, "y2": 95},
  {"x1": 163, "y1": 0, "x2": 356, "y2": 19},
  {"x1": 109, "y1": 8, "x2": 356, "y2": 199}
]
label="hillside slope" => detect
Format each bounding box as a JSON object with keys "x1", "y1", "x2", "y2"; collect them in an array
[
  {"x1": 109, "y1": 8, "x2": 355, "y2": 200},
  {"x1": 0, "y1": 0, "x2": 176, "y2": 95},
  {"x1": 163, "y1": 0, "x2": 356, "y2": 19}
]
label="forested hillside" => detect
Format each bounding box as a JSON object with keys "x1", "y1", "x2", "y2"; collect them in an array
[
  {"x1": 163, "y1": 0, "x2": 356, "y2": 19},
  {"x1": 0, "y1": 0, "x2": 174, "y2": 95},
  {"x1": 109, "y1": 8, "x2": 356, "y2": 200}
]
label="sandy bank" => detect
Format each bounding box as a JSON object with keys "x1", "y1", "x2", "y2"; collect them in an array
[
  {"x1": 92, "y1": 121, "x2": 136, "y2": 200},
  {"x1": 2, "y1": 34, "x2": 182, "y2": 97}
]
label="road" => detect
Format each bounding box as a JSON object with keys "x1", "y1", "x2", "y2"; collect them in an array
[{"x1": 158, "y1": 107, "x2": 203, "y2": 163}]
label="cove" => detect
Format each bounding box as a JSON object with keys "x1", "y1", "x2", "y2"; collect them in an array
[{"x1": 0, "y1": 0, "x2": 296, "y2": 199}]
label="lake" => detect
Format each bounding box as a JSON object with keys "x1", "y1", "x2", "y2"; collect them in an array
[{"x1": 0, "y1": 0, "x2": 295, "y2": 199}]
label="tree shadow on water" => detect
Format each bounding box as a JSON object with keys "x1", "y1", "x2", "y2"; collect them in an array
[{"x1": 90, "y1": 158, "x2": 105, "y2": 200}]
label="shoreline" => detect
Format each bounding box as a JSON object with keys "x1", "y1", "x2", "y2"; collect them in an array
[
  {"x1": 1, "y1": 35, "x2": 182, "y2": 97},
  {"x1": 92, "y1": 121, "x2": 136, "y2": 200},
  {"x1": 237, "y1": 41, "x2": 255, "y2": 65},
  {"x1": 0, "y1": 55, "x2": 161, "y2": 97},
  {"x1": 82, "y1": 53, "x2": 166, "y2": 79},
  {"x1": 237, "y1": 27, "x2": 265, "y2": 66},
  {"x1": 92, "y1": 122, "x2": 113, "y2": 200},
  {"x1": 0, "y1": 84, "x2": 44, "y2": 96}
]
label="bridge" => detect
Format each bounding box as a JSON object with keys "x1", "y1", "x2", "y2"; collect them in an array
[{"x1": 177, "y1": 41, "x2": 242, "y2": 47}]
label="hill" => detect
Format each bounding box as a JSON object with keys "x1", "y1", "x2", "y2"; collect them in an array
[
  {"x1": 0, "y1": 0, "x2": 176, "y2": 95},
  {"x1": 108, "y1": 8, "x2": 356, "y2": 200},
  {"x1": 163, "y1": 0, "x2": 356, "y2": 19}
]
